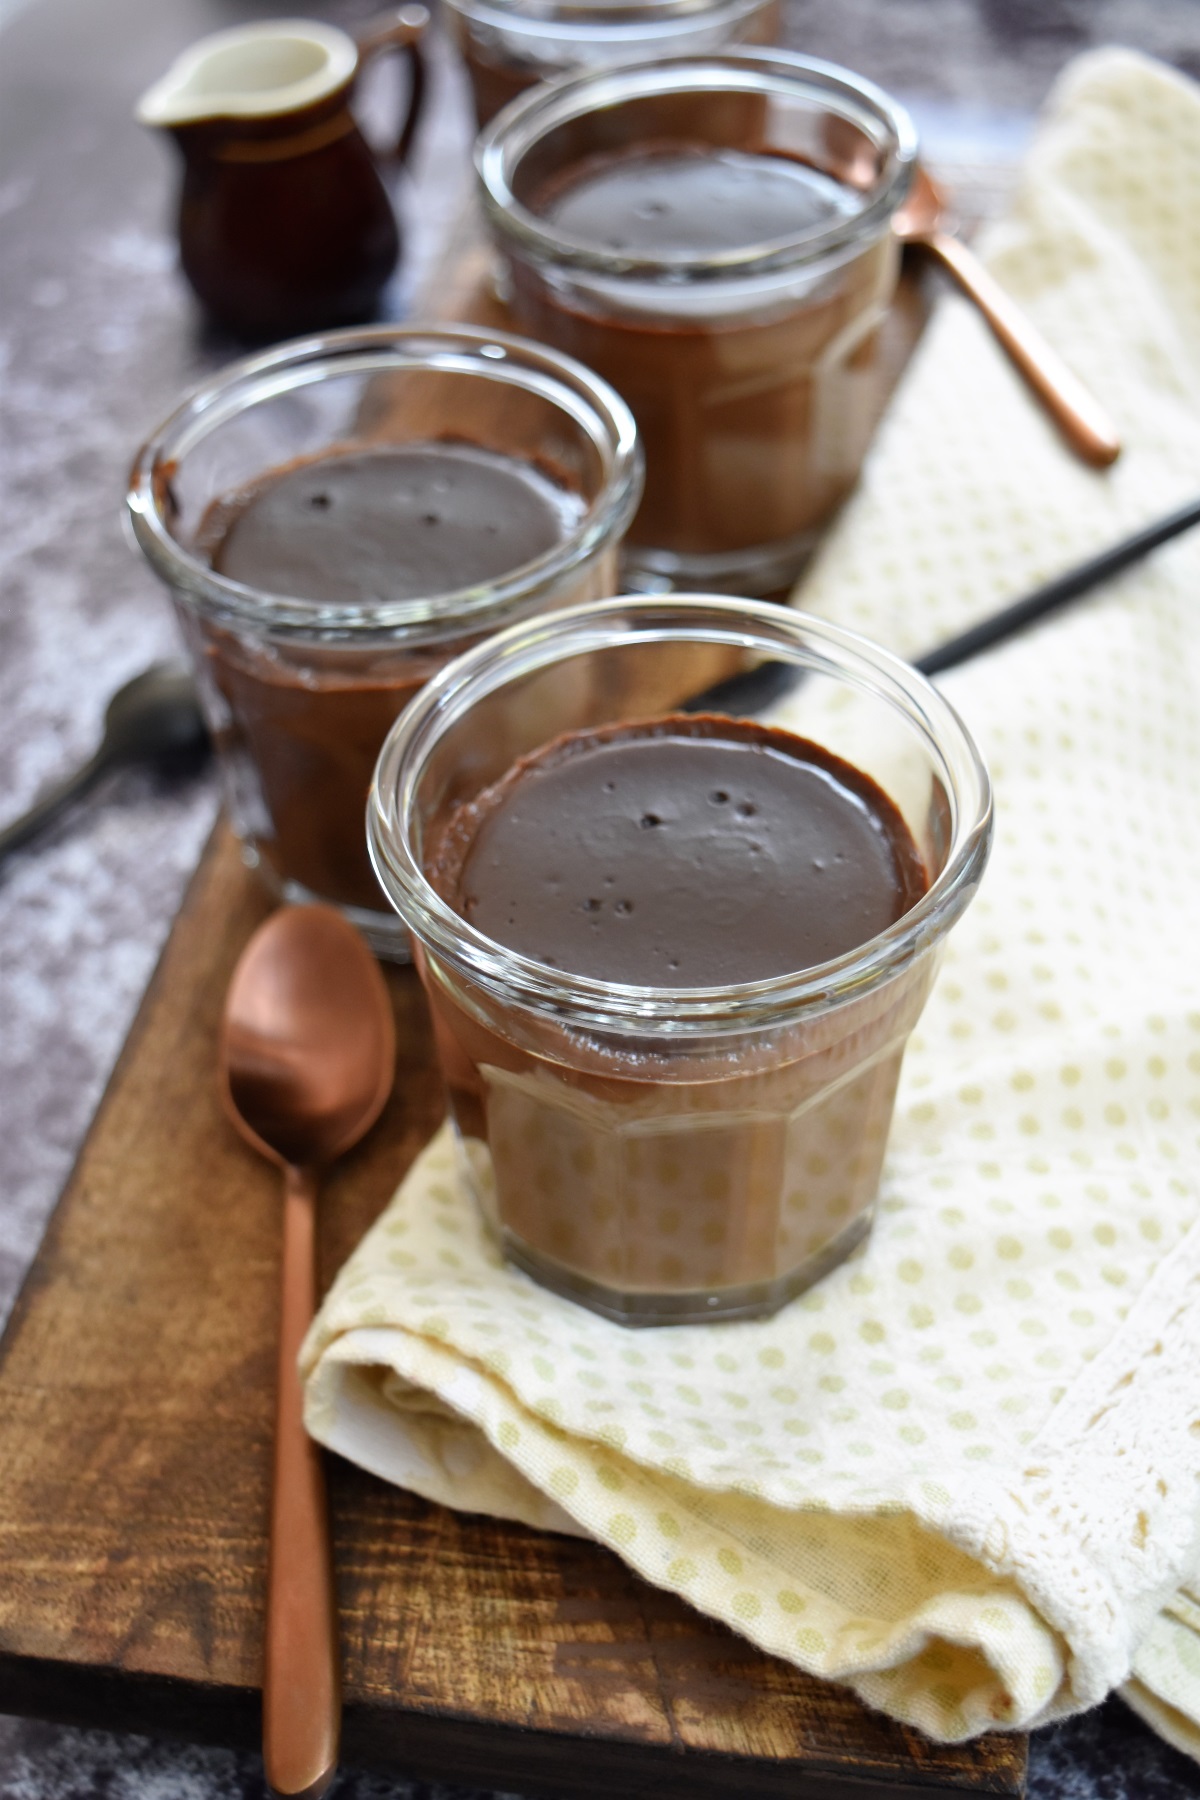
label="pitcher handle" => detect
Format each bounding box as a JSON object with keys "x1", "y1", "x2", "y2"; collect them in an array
[{"x1": 356, "y1": 4, "x2": 430, "y2": 165}]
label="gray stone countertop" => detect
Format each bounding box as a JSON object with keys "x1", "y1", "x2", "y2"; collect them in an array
[{"x1": 2, "y1": 0, "x2": 1200, "y2": 1794}]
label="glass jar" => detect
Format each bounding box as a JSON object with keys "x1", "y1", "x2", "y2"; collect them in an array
[
  {"x1": 369, "y1": 595, "x2": 992, "y2": 1324},
  {"x1": 444, "y1": 0, "x2": 779, "y2": 128},
  {"x1": 477, "y1": 52, "x2": 916, "y2": 597},
  {"x1": 127, "y1": 324, "x2": 641, "y2": 957}
]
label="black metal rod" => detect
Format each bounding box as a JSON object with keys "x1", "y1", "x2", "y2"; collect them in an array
[
  {"x1": 683, "y1": 494, "x2": 1200, "y2": 716},
  {"x1": 0, "y1": 750, "x2": 109, "y2": 862},
  {"x1": 914, "y1": 493, "x2": 1200, "y2": 676}
]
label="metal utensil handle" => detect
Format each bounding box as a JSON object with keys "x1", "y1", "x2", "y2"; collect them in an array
[
  {"x1": 926, "y1": 229, "x2": 1121, "y2": 468},
  {"x1": 0, "y1": 746, "x2": 108, "y2": 864},
  {"x1": 263, "y1": 1163, "x2": 341, "y2": 1800},
  {"x1": 915, "y1": 492, "x2": 1200, "y2": 676},
  {"x1": 681, "y1": 495, "x2": 1200, "y2": 715}
]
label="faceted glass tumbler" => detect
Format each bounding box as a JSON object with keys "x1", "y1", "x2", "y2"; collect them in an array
[{"x1": 370, "y1": 595, "x2": 992, "y2": 1321}]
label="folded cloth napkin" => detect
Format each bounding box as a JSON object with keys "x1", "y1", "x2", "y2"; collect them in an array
[{"x1": 302, "y1": 48, "x2": 1200, "y2": 1751}]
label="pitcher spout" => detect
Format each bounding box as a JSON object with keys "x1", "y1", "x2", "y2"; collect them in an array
[{"x1": 135, "y1": 20, "x2": 358, "y2": 129}]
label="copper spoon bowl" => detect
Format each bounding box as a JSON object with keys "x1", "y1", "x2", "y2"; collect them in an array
[
  {"x1": 220, "y1": 905, "x2": 395, "y2": 1800},
  {"x1": 893, "y1": 166, "x2": 1121, "y2": 467}
]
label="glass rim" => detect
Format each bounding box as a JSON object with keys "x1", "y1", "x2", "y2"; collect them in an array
[
  {"x1": 126, "y1": 323, "x2": 642, "y2": 639},
  {"x1": 368, "y1": 594, "x2": 993, "y2": 1035},
  {"x1": 476, "y1": 50, "x2": 918, "y2": 282},
  {"x1": 445, "y1": 0, "x2": 770, "y2": 36}
]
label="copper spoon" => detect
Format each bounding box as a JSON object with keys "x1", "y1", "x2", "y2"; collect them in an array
[
  {"x1": 893, "y1": 166, "x2": 1121, "y2": 467},
  {"x1": 220, "y1": 906, "x2": 395, "y2": 1800}
]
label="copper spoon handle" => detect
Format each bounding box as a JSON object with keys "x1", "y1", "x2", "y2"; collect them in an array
[
  {"x1": 264, "y1": 1163, "x2": 340, "y2": 1800},
  {"x1": 922, "y1": 229, "x2": 1121, "y2": 467}
]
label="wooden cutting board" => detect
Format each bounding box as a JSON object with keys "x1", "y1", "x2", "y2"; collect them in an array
[
  {"x1": 0, "y1": 205, "x2": 1026, "y2": 1796},
  {"x1": 0, "y1": 825, "x2": 1026, "y2": 1797}
]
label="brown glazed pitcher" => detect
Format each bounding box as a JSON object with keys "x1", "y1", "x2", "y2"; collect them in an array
[{"x1": 137, "y1": 10, "x2": 428, "y2": 339}]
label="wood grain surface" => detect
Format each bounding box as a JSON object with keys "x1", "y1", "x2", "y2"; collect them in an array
[
  {"x1": 0, "y1": 211, "x2": 1026, "y2": 1795},
  {"x1": 0, "y1": 825, "x2": 1026, "y2": 1796}
]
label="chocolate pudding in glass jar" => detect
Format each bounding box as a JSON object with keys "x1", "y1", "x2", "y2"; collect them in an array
[
  {"x1": 127, "y1": 326, "x2": 641, "y2": 955},
  {"x1": 477, "y1": 53, "x2": 916, "y2": 597},
  {"x1": 370, "y1": 596, "x2": 992, "y2": 1324},
  {"x1": 443, "y1": 0, "x2": 778, "y2": 129}
]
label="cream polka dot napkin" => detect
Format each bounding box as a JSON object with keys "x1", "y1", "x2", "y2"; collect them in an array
[{"x1": 302, "y1": 49, "x2": 1200, "y2": 1751}]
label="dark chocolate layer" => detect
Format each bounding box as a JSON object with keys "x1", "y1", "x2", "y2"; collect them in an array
[
  {"x1": 434, "y1": 716, "x2": 928, "y2": 985},
  {"x1": 541, "y1": 146, "x2": 861, "y2": 257},
  {"x1": 208, "y1": 443, "x2": 581, "y2": 604},
  {"x1": 196, "y1": 440, "x2": 584, "y2": 910}
]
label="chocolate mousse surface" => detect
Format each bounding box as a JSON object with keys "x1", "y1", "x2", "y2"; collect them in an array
[
  {"x1": 196, "y1": 441, "x2": 585, "y2": 911},
  {"x1": 508, "y1": 136, "x2": 895, "y2": 569},
  {"x1": 431, "y1": 715, "x2": 928, "y2": 985},
  {"x1": 541, "y1": 145, "x2": 862, "y2": 257},
  {"x1": 206, "y1": 442, "x2": 582, "y2": 604}
]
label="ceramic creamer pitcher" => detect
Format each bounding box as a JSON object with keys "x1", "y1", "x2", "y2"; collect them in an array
[{"x1": 137, "y1": 10, "x2": 428, "y2": 339}]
